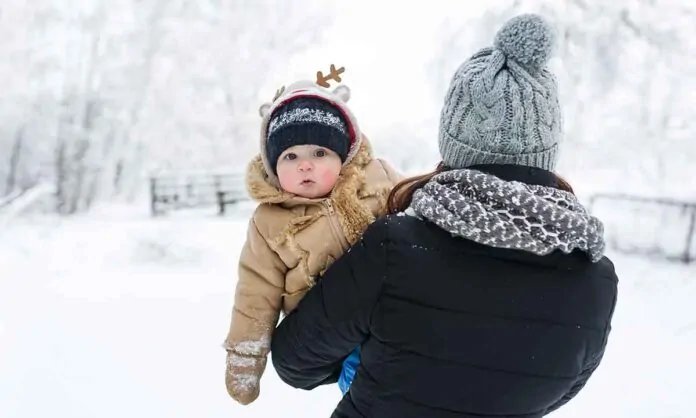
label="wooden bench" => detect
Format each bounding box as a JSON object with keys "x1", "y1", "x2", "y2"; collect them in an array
[
  {"x1": 149, "y1": 171, "x2": 248, "y2": 216},
  {"x1": 588, "y1": 193, "x2": 696, "y2": 264}
]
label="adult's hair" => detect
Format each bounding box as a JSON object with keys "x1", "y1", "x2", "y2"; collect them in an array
[{"x1": 387, "y1": 163, "x2": 575, "y2": 214}]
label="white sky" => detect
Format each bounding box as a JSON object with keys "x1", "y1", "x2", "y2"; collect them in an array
[{"x1": 265, "y1": 1, "x2": 499, "y2": 136}]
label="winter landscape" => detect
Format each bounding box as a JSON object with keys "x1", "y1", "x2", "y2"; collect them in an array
[{"x1": 1, "y1": 1, "x2": 694, "y2": 417}]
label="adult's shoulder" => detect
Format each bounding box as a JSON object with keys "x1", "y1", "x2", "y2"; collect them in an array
[
  {"x1": 362, "y1": 211, "x2": 433, "y2": 245},
  {"x1": 588, "y1": 255, "x2": 620, "y2": 284}
]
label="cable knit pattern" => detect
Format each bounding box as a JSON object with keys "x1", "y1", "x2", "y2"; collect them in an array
[
  {"x1": 438, "y1": 14, "x2": 562, "y2": 171},
  {"x1": 408, "y1": 169, "x2": 605, "y2": 262}
]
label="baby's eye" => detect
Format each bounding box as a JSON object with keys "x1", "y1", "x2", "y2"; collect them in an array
[
  {"x1": 314, "y1": 149, "x2": 326, "y2": 157},
  {"x1": 283, "y1": 153, "x2": 297, "y2": 160}
]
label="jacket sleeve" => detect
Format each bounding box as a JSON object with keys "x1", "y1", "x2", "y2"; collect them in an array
[
  {"x1": 544, "y1": 348, "x2": 606, "y2": 414},
  {"x1": 545, "y1": 284, "x2": 616, "y2": 414},
  {"x1": 377, "y1": 158, "x2": 406, "y2": 186},
  {"x1": 223, "y1": 218, "x2": 286, "y2": 405},
  {"x1": 270, "y1": 218, "x2": 390, "y2": 390}
]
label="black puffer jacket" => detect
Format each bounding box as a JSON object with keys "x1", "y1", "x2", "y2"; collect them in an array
[{"x1": 271, "y1": 165, "x2": 618, "y2": 418}]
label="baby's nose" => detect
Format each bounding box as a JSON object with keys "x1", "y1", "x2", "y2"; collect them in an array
[{"x1": 298, "y1": 160, "x2": 313, "y2": 171}]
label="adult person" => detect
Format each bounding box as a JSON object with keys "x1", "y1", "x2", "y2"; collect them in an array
[{"x1": 270, "y1": 13, "x2": 618, "y2": 418}]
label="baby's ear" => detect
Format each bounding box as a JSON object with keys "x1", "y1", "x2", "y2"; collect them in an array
[
  {"x1": 258, "y1": 102, "x2": 272, "y2": 117},
  {"x1": 332, "y1": 85, "x2": 351, "y2": 102}
]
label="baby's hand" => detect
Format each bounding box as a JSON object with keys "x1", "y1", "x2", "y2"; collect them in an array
[{"x1": 225, "y1": 351, "x2": 266, "y2": 405}]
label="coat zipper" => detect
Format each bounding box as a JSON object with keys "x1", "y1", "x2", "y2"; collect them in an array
[{"x1": 324, "y1": 199, "x2": 350, "y2": 250}]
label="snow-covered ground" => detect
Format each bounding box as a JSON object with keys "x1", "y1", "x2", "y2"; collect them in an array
[{"x1": 1, "y1": 203, "x2": 694, "y2": 417}]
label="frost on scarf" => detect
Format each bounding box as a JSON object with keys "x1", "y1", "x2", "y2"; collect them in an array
[{"x1": 408, "y1": 169, "x2": 606, "y2": 262}]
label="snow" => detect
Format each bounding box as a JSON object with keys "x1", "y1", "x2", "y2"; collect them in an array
[
  {"x1": 226, "y1": 338, "x2": 271, "y2": 357},
  {"x1": 1, "y1": 1, "x2": 694, "y2": 416},
  {"x1": 1, "y1": 202, "x2": 694, "y2": 417},
  {"x1": 0, "y1": 204, "x2": 342, "y2": 417},
  {"x1": 590, "y1": 196, "x2": 696, "y2": 262}
]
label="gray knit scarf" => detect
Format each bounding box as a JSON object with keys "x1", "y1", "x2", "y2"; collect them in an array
[{"x1": 407, "y1": 169, "x2": 605, "y2": 262}]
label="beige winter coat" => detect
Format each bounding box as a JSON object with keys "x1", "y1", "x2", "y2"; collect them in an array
[{"x1": 223, "y1": 138, "x2": 402, "y2": 405}]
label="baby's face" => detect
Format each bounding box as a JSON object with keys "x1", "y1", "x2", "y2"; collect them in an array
[{"x1": 276, "y1": 145, "x2": 342, "y2": 198}]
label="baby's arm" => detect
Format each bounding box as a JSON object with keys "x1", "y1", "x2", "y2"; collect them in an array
[
  {"x1": 376, "y1": 158, "x2": 406, "y2": 186},
  {"x1": 223, "y1": 218, "x2": 286, "y2": 405}
]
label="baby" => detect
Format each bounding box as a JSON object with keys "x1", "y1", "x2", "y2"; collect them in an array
[{"x1": 223, "y1": 70, "x2": 402, "y2": 405}]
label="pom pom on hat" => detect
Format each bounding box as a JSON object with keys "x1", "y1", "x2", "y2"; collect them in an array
[{"x1": 493, "y1": 13, "x2": 556, "y2": 72}]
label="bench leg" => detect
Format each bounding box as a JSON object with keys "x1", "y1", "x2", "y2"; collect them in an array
[{"x1": 217, "y1": 192, "x2": 225, "y2": 216}]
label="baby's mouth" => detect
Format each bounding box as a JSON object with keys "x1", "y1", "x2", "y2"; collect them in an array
[{"x1": 300, "y1": 179, "x2": 315, "y2": 186}]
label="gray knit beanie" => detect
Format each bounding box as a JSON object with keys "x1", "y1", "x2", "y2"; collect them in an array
[{"x1": 439, "y1": 14, "x2": 562, "y2": 171}]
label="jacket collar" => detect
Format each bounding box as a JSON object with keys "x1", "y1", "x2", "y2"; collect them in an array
[{"x1": 466, "y1": 164, "x2": 561, "y2": 190}]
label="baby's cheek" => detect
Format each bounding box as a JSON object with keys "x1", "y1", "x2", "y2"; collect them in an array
[
  {"x1": 277, "y1": 168, "x2": 303, "y2": 194},
  {"x1": 319, "y1": 169, "x2": 340, "y2": 189}
]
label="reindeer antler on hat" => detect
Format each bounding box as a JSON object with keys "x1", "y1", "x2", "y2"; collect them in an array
[
  {"x1": 260, "y1": 64, "x2": 351, "y2": 117},
  {"x1": 268, "y1": 64, "x2": 347, "y2": 104},
  {"x1": 316, "y1": 64, "x2": 345, "y2": 88}
]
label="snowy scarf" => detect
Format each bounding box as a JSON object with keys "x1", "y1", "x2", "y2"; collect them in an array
[{"x1": 407, "y1": 169, "x2": 605, "y2": 262}]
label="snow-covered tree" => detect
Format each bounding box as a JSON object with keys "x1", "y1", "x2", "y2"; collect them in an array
[
  {"x1": 430, "y1": 0, "x2": 696, "y2": 197},
  {"x1": 0, "y1": 0, "x2": 334, "y2": 213}
]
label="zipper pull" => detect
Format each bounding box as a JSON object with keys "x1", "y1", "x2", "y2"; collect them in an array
[{"x1": 325, "y1": 199, "x2": 335, "y2": 215}]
